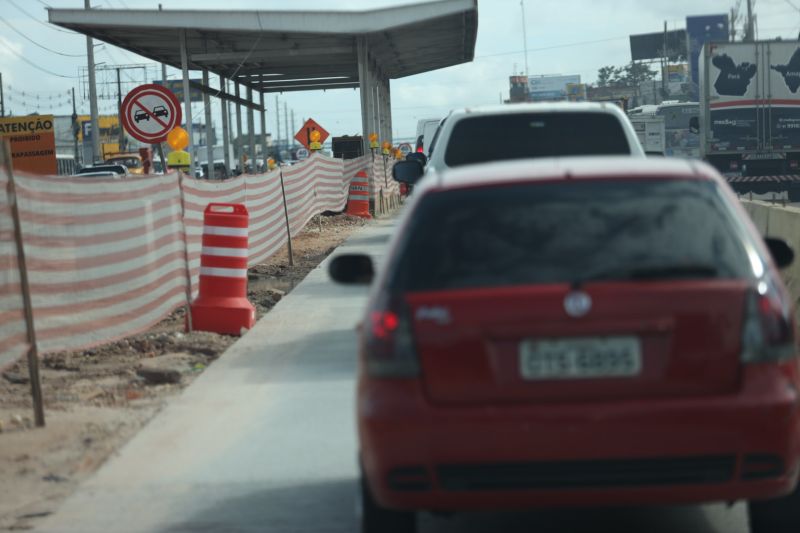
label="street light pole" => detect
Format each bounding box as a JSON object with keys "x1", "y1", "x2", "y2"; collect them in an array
[
  {"x1": 520, "y1": 0, "x2": 529, "y2": 78},
  {"x1": 85, "y1": 0, "x2": 101, "y2": 163}
]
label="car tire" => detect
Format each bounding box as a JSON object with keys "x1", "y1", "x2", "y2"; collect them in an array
[
  {"x1": 748, "y1": 481, "x2": 800, "y2": 533},
  {"x1": 359, "y1": 473, "x2": 416, "y2": 533}
]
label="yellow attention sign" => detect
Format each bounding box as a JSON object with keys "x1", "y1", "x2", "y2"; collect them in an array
[{"x1": 0, "y1": 115, "x2": 57, "y2": 175}]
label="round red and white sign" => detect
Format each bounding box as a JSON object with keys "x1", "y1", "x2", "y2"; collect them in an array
[{"x1": 120, "y1": 84, "x2": 182, "y2": 144}]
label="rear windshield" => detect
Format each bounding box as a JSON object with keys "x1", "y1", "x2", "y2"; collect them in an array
[
  {"x1": 444, "y1": 113, "x2": 631, "y2": 167},
  {"x1": 391, "y1": 179, "x2": 754, "y2": 292}
]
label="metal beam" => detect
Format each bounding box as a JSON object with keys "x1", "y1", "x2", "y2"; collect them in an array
[
  {"x1": 184, "y1": 80, "x2": 263, "y2": 111},
  {"x1": 191, "y1": 45, "x2": 354, "y2": 63},
  {"x1": 257, "y1": 82, "x2": 360, "y2": 94},
  {"x1": 249, "y1": 77, "x2": 355, "y2": 89}
]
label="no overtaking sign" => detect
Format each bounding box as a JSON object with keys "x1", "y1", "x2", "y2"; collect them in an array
[{"x1": 121, "y1": 84, "x2": 182, "y2": 144}]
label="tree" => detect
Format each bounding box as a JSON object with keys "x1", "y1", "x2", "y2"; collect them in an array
[
  {"x1": 596, "y1": 66, "x2": 620, "y2": 87},
  {"x1": 594, "y1": 62, "x2": 656, "y2": 88},
  {"x1": 621, "y1": 62, "x2": 657, "y2": 87}
]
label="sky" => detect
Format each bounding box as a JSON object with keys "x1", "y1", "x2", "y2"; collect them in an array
[{"x1": 1, "y1": 0, "x2": 800, "y2": 142}]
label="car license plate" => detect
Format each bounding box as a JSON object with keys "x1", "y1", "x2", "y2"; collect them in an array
[{"x1": 519, "y1": 337, "x2": 641, "y2": 380}]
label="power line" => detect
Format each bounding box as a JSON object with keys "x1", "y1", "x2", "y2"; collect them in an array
[
  {"x1": 8, "y1": 0, "x2": 80, "y2": 35},
  {"x1": 782, "y1": 0, "x2": 800, "y2": 11},
  {"x1": 474, "y1": 35, "x2": 629, "y2": 61},
  {"x1": 0, "y1": 38, "x2": 79, "y2": 79},
  {"x1": 0, "y1": 15, "x2": 85, "y2": 57}
]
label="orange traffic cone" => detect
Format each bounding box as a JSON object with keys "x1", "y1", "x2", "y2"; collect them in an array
[{"x1": 346, "y1": 170, "x2": 371, "y2": 219}]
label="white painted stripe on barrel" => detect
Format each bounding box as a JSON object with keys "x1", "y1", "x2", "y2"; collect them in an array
[
  {"x1": 203, "y1": 225, "x2": 248, "y2": 237},
  {"x1": 201, "y1": 246, "x2": 249, "y2": 258},
  {"x1": 199, "y1": 266, "x2": 248, "y2": 278}
]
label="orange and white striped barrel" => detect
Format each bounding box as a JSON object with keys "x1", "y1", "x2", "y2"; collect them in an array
[
  {"x1": 189, "y1": 203, "x2": 255, "y2": 335},
  {"x1": 345, "y1": 170, "x2": 372, "y2": 219}
]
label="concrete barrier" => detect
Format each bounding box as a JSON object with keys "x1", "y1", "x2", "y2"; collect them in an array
[{"x1": 742, "y1": 200, "x2": 800, "y2": 312}]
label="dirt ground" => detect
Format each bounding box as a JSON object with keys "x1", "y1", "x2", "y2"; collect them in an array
[{"x1": 0, "y1": 213, "x2": 369, "y2": 531}]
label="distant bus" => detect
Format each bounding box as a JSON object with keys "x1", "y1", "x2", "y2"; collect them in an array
[{"x1": 56, "y1": 154, "x2": 78, "y2": 176}]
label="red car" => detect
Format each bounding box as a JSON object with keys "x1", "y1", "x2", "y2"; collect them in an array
[{"x1": 330, "y1": 157, "x2": 800, "y2": 533}]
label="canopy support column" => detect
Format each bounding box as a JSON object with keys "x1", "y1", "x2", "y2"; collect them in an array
[
  {"x1": 247, "y1": 86, "x2": 256, "y2": 174},
  {"x1": 234, "y1": 82, "x2": 243, "y2": 174},
  {"x1": 179, "y1": 29, "x2": 195, "y2": 177},
  {"x1": 202, "y1": 69, "x2": 214, "y2": 178},
  {"x1": 220, "y1": 76, "x2": 231, "y2": 176},
  {"x1": 260, "y1": 92, "x2": 268, "y2": 168}
]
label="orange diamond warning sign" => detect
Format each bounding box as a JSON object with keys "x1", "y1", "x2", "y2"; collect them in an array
[{"x1": 294, "y1": 118, "x2": 329, "y2": 151}]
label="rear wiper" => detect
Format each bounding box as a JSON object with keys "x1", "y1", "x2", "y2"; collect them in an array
[
  {"x1": 574, "y1": 264, "x2": 718, "y2": 286},
  {"x1": 626, "y1": 264, "x2": 718, "y2": 280}
]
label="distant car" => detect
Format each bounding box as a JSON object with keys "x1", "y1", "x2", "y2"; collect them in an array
[
  {"x1": 332, "y1": 156, "x2": 800, "y2": 533},
  {"x1": 152, "y1": 105, "x2": 168, "y2": 118},
  {"x1": 394, "y1": 102, "x2": 645, "y2": 187},
  {"x1": 197, "y1": 160, "x2": 230, "y2": 179},
  {"x1": 134, "y1": 109, "x2": 149, "y2": 123},
  {"x1": 105, "y1": 153, "x2": 144, "y2": 175},
  {"x1": 73, "y1": 164, "x2": 128, "y2": 177},
  {"x1": 71, "y1": 171, "x2": 123, "y2": 178}
]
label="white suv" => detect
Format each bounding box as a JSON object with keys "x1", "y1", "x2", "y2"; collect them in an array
[{"x1": 396, "y1": 102, "x2": 645, "y2": 183}]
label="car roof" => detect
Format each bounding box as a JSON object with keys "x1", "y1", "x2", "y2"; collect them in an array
[
  {"x1": 446, "y1": 101, "x2": 628, "y2": 118},
  {"x1": 428, "y1": 156, "x2": 718, "y2": 191}
]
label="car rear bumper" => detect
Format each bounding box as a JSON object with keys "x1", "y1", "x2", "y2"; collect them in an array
[{"x1": 358, "y1": 363, "x2": 800, "y2": 511}]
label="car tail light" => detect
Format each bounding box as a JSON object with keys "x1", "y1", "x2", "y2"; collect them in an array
[
  {"x1": 364, "y1": 293, "x2": 420, "y2": 377},
  {"x1": 416, "y1": 146, "x2": 424, "y2": 153},
  {"x1": 741, "y1": 282, "x2": 796, "y2": 363}
]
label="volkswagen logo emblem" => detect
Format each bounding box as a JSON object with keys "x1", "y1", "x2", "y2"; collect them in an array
[{"x1": 564, "y1": 291, "x2": 592, "y2": 318}]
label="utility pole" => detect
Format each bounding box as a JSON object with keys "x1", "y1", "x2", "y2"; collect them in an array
[
  {"x1": 662, "y1": 20, "x2": 668, "y2": 102},
  {"x1": 159, "y1": 4, "x2": 167, "y2": 83},
  {"x1": 290, "y1": 109, "x2": 295, "y2": 141},
  {"x1": 0, "y1": 72, "x2": 4, "y2": 117},
  {"x1": 116, "y1": 67, "x2": 125, "y2": 151},
  {"x1": 284, "y1": 102, "x2": 290, "y2": 150},
  {"x1": 520, "y1": 1, "x2": 529, "y2": 79},
  {"x1": 275, "y1": 95, "x2": 280, "y2": 151},
  {"x1": 85, "y1": 0, "x2": 100, "y2": 163},
  {"x1": 746, "y1": 0, "x2": 754, "y2": 42},
  {"x1": 71, "y1": 87, "x2": 79, "y2": 166}
]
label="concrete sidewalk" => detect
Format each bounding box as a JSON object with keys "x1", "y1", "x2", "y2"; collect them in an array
[{"x1": 37, "y1": 218, "x2": 396, "y2": 533}]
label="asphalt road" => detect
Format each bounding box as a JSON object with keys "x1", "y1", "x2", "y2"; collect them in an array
[{"x1": 37, "y1": 217, "x2": 752, "y2": 533}]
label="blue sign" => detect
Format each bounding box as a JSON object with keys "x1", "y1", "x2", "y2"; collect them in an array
[{"x1": 687, "y1": 14, "x2": 729, "y2": 85}]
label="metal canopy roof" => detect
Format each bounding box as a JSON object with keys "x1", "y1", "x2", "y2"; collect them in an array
[{"x1": 48, "y1": 0, "x2": 478, "y2": 94}]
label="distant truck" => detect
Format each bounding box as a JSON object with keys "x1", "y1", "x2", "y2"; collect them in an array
[
  {"x1": 628, "y1": 102, "x2": 700, "y2": 158},
  {"x1": 630, "y1": 114, "x2": 666, "y2": 155},
  {"x1": 700, "y1": 40, "x2": 800, "y2": 197}
]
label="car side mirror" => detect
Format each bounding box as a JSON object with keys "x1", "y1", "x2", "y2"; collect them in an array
[
  {"x1": 329, "y1": 254, "x2": 374, "y2": 284},
  {"x1": 765, "y1": 237, "x2": 794, "y2": 269},
  {"x1": 406, "y1": 152, "x2": 427, "y2": 167},
  {"x1": 689, "y1": 116, "x2": 700, "y2": 134},
  {"x1": 392, "y1": 160, "x2": 424, "y2": 185}
]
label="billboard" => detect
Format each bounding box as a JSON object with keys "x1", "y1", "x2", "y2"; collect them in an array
[
  {"x1": 566, "y1": 83, "x2": 587, "y2": 101},
  {"x1": 154, "y1": 79, "x2": 203, "y2": 103},
  {"x1": 687, "y1": 14, "x2": 729, "y2": 84},
  {"x1": 663, "y1": 63, "x2": 689, "y2": 83},
  {"x1": 630, "y1": 29, "x2": 687, "y2": 61},
  {"x1": 528, "y1": 74, "x2": 581, "y2": 101},
  {"x1": 0, "y1": 115, "x2": 57, "y2": 174}
]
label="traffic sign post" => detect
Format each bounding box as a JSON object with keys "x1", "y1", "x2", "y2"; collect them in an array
[
  {"x1": 294, "y1": 118, "x2": 329, "y2": 151},
  {"x1": 121, "y1": 84, "x2": 182, "y2": 172}
]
